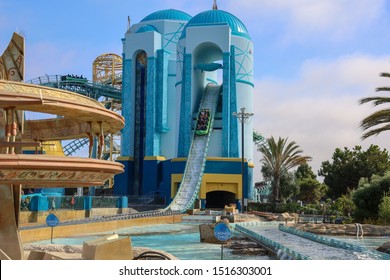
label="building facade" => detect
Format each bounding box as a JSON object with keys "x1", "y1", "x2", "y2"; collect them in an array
[{"x1": 115, "y1": 7, "x2": 254, "y2": 210}]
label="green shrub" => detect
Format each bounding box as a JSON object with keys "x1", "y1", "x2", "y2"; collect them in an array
[
  {"x1": 353, "y1": 173, "x2": 390, "y2": 221},
  {"x1": 301, "y1": 204, "x2": 319, "y2": 215},
  {"x1": 378, "y1": 196, "x2": 390, "y2": 225},
  {"x1": 248, "y1": 202, "x2": 273, "y2": 212}
]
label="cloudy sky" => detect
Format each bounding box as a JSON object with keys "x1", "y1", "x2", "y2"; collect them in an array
[{"x1": 1, "y1": 0, "x2": 390, "y2": 182}]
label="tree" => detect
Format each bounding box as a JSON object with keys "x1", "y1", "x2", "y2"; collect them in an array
[
  {"x1": 258, "y1": 136, "x2": 312, "y2": 204},
  {"x1": 318, "y1": 145, "x2": 390, "y2": 199},
  {"x1": 261, "y1": 164, "x2": 299, "y2": 203},
  {"x1": 360, "y1": 72, "x2": 390, "y2": 139},
  {"x1": 295, "y1": 163, "x2": 316, "y2": 181},
  {"x1": 353, "y1": 173, "x2": 390, "y2": 221},
  {"x1": 295, "y1": 164, "x2": 328, "y2": 204},
  {"x1": 332, "y1": 189, "x2": 355, "y2": 216},
  {"x1": 378, "y1": 195, "x2": 390, "y2": 225}
]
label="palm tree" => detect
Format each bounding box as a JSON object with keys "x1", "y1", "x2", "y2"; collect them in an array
[
  {"x1": 258, "y1": 136, "x2": 312, "y2": 204},
  {"x1": 360, "y1": 72, "x2": 390, "y2": 139}
]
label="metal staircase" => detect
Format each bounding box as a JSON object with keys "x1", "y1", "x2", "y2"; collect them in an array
[
  {"x1": 63, "y1": 138, "x2": 89, "y2": 156},
  {"x1": 167, "y1": 84, "x2": 221, "y2": 212}
]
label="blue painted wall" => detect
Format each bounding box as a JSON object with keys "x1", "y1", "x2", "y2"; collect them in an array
[{"x1": 114, "y1": 159, "x2": 134, "y2": 195}]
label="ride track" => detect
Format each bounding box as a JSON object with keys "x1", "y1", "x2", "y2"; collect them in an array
[{"x1": 28, "y1": 75, "x2": 122, "y2": 157}]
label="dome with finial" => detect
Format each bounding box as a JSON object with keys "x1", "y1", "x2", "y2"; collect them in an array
[
  {"x1": 140, "y1": 9, "x2": 192, "y2": 22},
  {"x1": 180, "y1": 8, "x2": 250, "y2": 40}
]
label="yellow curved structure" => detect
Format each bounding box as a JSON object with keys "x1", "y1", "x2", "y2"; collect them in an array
[
  {"x1": 92, "y1": 53, "x2": 122, "y2": 86},
  {"x1": 23, "y1": 141, "x2": 65, "y2": 156},
  {"x1": 0, "y1": 34, "x2": 125, "y2": 260},
  {"x1": 0, "y1": 80, "x2": 124, "y2": 141}
]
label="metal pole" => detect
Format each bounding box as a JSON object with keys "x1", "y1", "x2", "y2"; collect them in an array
[
  {"x1": 241, "y1": 116, "x2": 245, "y2": 213},
  {"x1": 232, "y1": 107, "x2": 253, "y2": 213}
]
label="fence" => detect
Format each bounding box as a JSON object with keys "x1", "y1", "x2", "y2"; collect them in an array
[{"x1": 20, "y1": 194, "x2": 165, "y2": 212}]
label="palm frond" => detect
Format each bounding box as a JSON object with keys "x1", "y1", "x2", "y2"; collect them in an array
[
  {"x1": 359, "y1": 71, "x2": 390, "y2": 140},
  {"x1": 259, "y1": 136, "x2": 311, "y2": 175},
  {"x1": 376, "y1": 87, "x2": 390, "y2": 92},
  {"x1": 361, "y1": 124, "x2": 390, "y2": 140},
  {"x1": 379, "y1": 72, "x2": 390, "y2": 78},
  {"x1": 360, "y1": 96, "x2": 390, "y2": 106},
  {"x1": 360, "y1": 109, "x2": 390, "y2": 130}
]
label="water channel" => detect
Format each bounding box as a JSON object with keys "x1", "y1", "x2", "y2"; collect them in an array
[
  {"x1": 27, "y1": 222, "x2": 270, "y2": 260},
  {"x1": 27, "y1": 222, "x2": 388, "y2": 260}
]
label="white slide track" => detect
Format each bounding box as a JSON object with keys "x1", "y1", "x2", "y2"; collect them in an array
[{"x1": 167, "y1": 84, "x2": 221, "y2": 212}]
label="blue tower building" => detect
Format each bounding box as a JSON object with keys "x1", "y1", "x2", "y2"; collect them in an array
[{"x1": 115, "y1": 4, "x2": 254, "y2": 211}]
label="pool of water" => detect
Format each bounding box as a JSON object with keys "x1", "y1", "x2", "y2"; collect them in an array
[
  {"x1": 332, "y1": 236, "x2": 389, "y2": 251},
  {"x1": 28, "y1": 223, "x2": 270, "y2": 260}
]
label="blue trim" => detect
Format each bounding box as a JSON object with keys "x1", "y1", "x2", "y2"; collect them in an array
[
  {"x1": 135, "y1": 55, "x2": 147, "y2": 194},
  {"x1": 234, "y1": 42, "x2": 254, "y2": 84},
  {"x1": 229, "y1": 46, "x2": 239, "y2": 157},
  {"x1": 178, "y1": 52, "x2": 192, "y2": 157},
  {"x1": 156, "y1": 49, "x2": 169, "y2": 133},
  {"x1": 236, "y1": 79, "x2": 255, "y2": 88},
  {"x1": 206, "y1": 78, "x2": 218, "y2": 85},
  {"x1": 163, "y1": 22, "x2": 186, "y2": 50},
  {"x1": 248, "y1": 168, "x2": 254, "y2": 200},
  {"x1": 121, "y1": 58, "x2": 133, "y2": 157},
  {"x1": 168, "y1": 73, "x2": 177, "y2": 77},
  {"x1": 145, "y1": 56, "x2": 159, "y2": 156},
  {"x1": 222, "y1": 52, "x2": 230, "y2": 157}
]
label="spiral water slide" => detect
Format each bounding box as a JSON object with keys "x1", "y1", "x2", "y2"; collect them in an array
[{"x1": 167, "y1": 84, "x2": 221, "y2": 212}]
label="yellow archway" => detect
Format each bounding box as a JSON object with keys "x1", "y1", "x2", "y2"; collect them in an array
[{"x1": 171, "y1": 173, "x2": 242, "y2": 200}]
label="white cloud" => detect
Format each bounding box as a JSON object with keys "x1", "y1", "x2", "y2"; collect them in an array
[
  {"x1": 226, "y1": 0, "x2": 385, "y2": 43},
  {"x1": 252, "y1": 54, "x2": 390, "y2": 182}
]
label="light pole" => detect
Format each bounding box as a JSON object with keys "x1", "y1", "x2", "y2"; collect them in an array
[{"x1": 233, "y1": 107, "x2": 253, "y2": 213}]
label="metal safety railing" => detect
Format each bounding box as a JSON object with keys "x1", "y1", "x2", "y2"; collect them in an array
[{"x1": 27, "y1": 75, "x2": 122, "y2": 100}]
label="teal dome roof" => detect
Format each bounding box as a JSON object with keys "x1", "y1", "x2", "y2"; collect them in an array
[
  {"x1": 136, "y1": 24, "x2": 159, "y2": 33},
  {"x1": 141, "y1": 9, "x2": 192, "y2": 22},
  {"x1": 181, "y1": 10, "x2": 250, "y2": 40}
]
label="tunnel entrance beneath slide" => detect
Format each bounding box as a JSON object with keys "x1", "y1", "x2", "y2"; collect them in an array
[{"x1": 205, "y1": 191, "x2": 236, "y2": 209}]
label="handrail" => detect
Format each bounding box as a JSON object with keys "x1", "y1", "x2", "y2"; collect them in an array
[
  {"x1": 27, "y1": 75, "x2": 122, "y2": 100},
  {"x1": 355, "y1": 223, "x2": 364, "y2": 238}
]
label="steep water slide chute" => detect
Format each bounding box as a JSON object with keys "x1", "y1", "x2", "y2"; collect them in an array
[{"x1": 166, "y1": 84, "x2": 221, "y2": 212}]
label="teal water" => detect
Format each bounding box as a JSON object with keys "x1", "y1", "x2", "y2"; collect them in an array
[
  {"x1": 28, "y1": 222, "x2": 388, "y2": 260},
  {"x1": 332, "y1": 236, "x2": 389, "y2": 251},
  {"x1": 29, "y1": 223, "x2": 270, "y2": 260}
]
